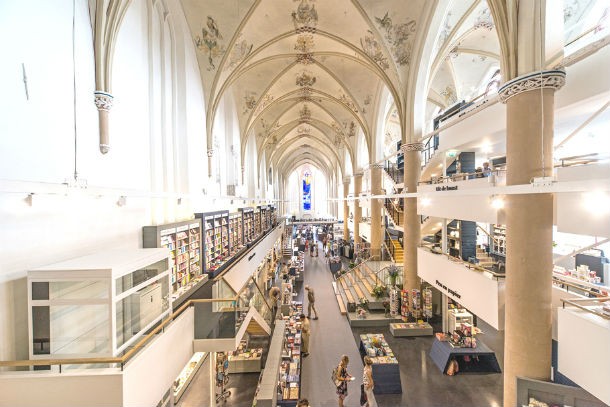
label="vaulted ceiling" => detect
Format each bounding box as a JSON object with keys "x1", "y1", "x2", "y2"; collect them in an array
[
  {"x1": 180, "y1": 0, "x2": 435, "y2": 179},
  {"x1": 179, "y1": 0, "x2": 503, "y2": 183}
]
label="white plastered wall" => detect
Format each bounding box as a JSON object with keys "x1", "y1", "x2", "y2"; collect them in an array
[{"x1": 0, "y1": 0, "x2": 207, "y2": 362}]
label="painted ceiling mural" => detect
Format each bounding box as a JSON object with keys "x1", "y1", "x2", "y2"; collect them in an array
[{"x1": 180, "y1": 0, "x2": 503, "y2": 180}]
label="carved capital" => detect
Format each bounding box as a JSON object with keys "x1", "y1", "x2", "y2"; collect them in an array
[
  {"x1": 401, "y1": 142, "x2": 424, "y2": 152},
  {"x1": 343, "y1": 177, "x2": 351, "y2": 184},
  {"x1": 370, "y1": 163, "x2": 385, "y2": 169},
  {"x1": 353, "y1": 172, "x2": 364, "y2": 178},
  {"x1": 94, "y1": 91, "x2": 114, "y2": 111},
  {"x1": 498, "y1": 69, "x2": 566, "y2": 103}
]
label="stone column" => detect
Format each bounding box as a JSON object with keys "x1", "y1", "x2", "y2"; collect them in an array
[
  {"x1": 370, "y1": 164, "x2": 384, "y2": 259},
  {"x1": 343, "y1": 177, "x2": 350, "y2": 241},
  {"x1": 499, "y1": 69, "x2": 565, "y2": 407},
  {"x1": 353, "y1": 173, "x2": 363, "y2": 244},
  {"x1": 94, "y1": 91, "x2": 113, "y2": 154},
  {"x1": 402, "y1": 142, "x2": 423, "y2": 292}
]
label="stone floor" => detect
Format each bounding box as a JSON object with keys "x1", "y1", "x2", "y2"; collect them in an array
[{"x1": 179, "y1": 240, "x2": 505, "y2": 407}]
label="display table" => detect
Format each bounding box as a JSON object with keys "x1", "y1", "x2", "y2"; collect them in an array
[
  {"x1": 228, "y1": 356, "x2": 262, "y2": 373},
  {"x1": 358, "y1": 334, "x2": 402, "y2": 394},
  {"x1": 429, "y1": 337, "x2": 501, "y2": 374},
  {"x1": 390, "y1": 322, "x2": 433, "y2": 337}
]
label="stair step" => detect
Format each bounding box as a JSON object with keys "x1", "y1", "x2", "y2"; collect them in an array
[{"x1": 335, "y1": 294, "x2": 347, "y2": 315}]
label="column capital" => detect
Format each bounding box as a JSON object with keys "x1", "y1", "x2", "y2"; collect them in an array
[
  {"x1": 94, "y1": 91, "x2": 114, "y2": 111},
  {"x1": 498, "y1": 69, "x2": 566, "y2": 103},
  {"x1": 369, "y1": 163, "x2": 384, "y2": 169},
  {"x1": 401, "y1": 142, "x2": 424, "y2": 152},
  {"x1": 353, "y1": 172, "x2": 364, "y2": 178},
  {"x1": 342, "y1": 177, "x2": 351, "y2": 184}
]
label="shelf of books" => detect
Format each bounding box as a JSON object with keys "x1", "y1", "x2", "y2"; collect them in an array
[
  {"x1": 228, "y1": 212, "x2": 243, "y2": 256},
  {"x1": 278, "y1": 302, "x2": 303, "y2": 406},
  {"x1": 400, "y1": 289, "x2": 410, "y2": 321},
  {"x1": 196, "y1": 210, "x2": 229, "y2": 277},
  {"x1": 254, "y1": 207, "x2": 262, "y2": 239},
  {"x1": 261, "y1": 205, "x2": 270, "y2": 232},
  {"x1": 240, "y1": 207, "x2": 255, "y2": 244},
  {"x1": 142, "y1": 219, "x2": 205, "y2": 302}
]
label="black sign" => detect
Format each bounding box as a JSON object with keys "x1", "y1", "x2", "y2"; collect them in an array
[
  {"x1": 248, "y1": 253, "x2": 256, "y2": 261},
  {"x1": 435, "y1": 279, "x2": 461, "y2": 299},
  {"x1": 435, "y1": 185, "x2": 458, "y2": 192}
]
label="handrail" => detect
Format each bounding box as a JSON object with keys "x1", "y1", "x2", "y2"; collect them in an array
[
  {"x1": 419, "y1": 245, "x2": 505, "y2": 279},
  {"x1": 552, "y1": 276, "x2": 608, "y2": 298},
  {"x1": 0, "y1": 297, "x2": 236, "y2": 369},
  {"x1": 418, "y1": 168, "x2": 506, "y2": 185},
  {"x1": 561, "y1": 297, "x2": 610, "y2": 320},
  {"x1": 476, "y1": 225, "x2": 502, "y2": 248}
]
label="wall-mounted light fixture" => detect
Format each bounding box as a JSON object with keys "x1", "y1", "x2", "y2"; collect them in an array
[
  {"x1": 177, "y1": 197, "x2": 183, "y2": 206},
  {"x1": 116, "y1": 196, "x2": 127, "y2": 207},
  {"x1": 24, "y1": 193, "x2": 34, "y2": 207},
  {"x1": 490, "y1": 195, "x2": 504, "y2": 209}
]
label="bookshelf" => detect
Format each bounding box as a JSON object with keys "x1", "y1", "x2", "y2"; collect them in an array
[
  {"x1": 254, "y1": 207, "x2": 262, "y2": 238},
  {"x1": 196, "y1": 210, "x2": 229, "y2": 277},
  {"x1": 240, "y1": 207, "x2": 255, "y2": 244},
  {"x1": 143, "y1": 219, "x2": 203, "y2": 292},
  {"x1": 229, "y1": 212, "x2": 243, "y2": 256}
]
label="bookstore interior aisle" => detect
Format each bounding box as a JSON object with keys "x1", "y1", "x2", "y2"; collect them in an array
[{"x1": 299, "y1": 242, "x2": 368, "y2": 407}]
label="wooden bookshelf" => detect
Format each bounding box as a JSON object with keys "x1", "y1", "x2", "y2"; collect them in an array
[
  {"x1": 447, "y1": 220, "x2": 476, "y2": 261},
  {"x1": 196, "y1": 210, "x2": 229, "y2": 277},
  {"x1": 143, "y1": 219, "x2": 202, "y2": 291},
  {"x1": 240, "y1": 207, "x2": 255, "y2": 244}
]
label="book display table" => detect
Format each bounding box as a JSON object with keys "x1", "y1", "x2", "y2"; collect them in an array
[
  {"x1": 358, "y1": 334, "x2": 402, "y2": 394},
  {"x1": 429, "y1": 337, "x2": 501, "y2": 374},
  {"x1": 389, "y1": 322, "x2": 433, "y2": 337}
]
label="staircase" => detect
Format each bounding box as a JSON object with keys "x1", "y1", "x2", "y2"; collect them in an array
[
  {"x1": 389, "y1": 239, "x2": 403, "y2": 263},
  {"x1": 384, "y1": 198, "x2": 404, "y2": 228},
  {"x1": 333, "y1": 261, "x2": 401, "y2": 326},
  {"x1": 476, "y1": 247, "x2": 495, "y2": 269}
]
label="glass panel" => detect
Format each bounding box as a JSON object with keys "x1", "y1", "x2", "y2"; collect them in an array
[
  {"x1": 115, "y1": 258, "x2": 168, "y2": 295},
  {"x1": 46, "y1": 280, "x2": 109, "y2": 300},
  {"x1": 32, "y1": 306, "x2": 50, "y2": 355},
  {"x1": 193, "y1": 299, "x2": 237, "y2": 340},
  {"x1": 32, "y1": 282, "x2": 49, "y2": 300},
  {"x1": 115, "y1": 279, "x2": 170, "y2": 349},
  {"x1": 49, "y1": 304, "x2": 110, "y2": 355}
]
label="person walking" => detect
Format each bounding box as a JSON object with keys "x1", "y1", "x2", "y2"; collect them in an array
[
  {"x1": 300, "y1": 314, "x2": 310, "y2": 357},
  {"x1": 362, "y1": 356, "x2": 377, "y2": 407},
  {"x1": 335, "y1": 355, "x2": 353, "y2": 407},
  {"x1": 305, "y1": 285, "x2": 318, "y2": 319},
  {"x1": 269, "y1": 286, "x2": 281, "y2": 320}
]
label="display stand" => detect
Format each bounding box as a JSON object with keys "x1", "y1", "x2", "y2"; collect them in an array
[
  {"x1": 227, "y1": 339, "x2": 262, "y2": 373},
  {"x1": 448, "y1": 309, "x2": 473, "y2": 333},
  {"x1": 254, "y1": 320, "x2": 286, "y2": 407},
  {"x1": 278, "y1": 302, "x2": 303, "y2": 406},
  {"x1": 173, "y1": 352, "x2": 207, "y2": 402},
  {"x1": 390, "y1": 322, "x2": 433, "y2": 337},
  {"x1": 215, "y1": 353, "x2": 231, "y2": 403},
  {"x1": 429, "y1": 337, "x2": 501, "y2": 374},
  {"x1": 358, "y1": 334, "x2": 402, "y2": 394}
]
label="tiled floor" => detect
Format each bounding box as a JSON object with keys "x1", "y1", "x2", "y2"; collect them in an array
[{"x1": 179, "y1": 240, "x2": 504, "y2": 406}]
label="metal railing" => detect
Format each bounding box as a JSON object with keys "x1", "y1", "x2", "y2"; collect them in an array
[
  {"x1": 561, "y1": 297, "x2": 610, "y2": 320},
  {"x1": 418, "y1": 168, "x2": 506, "y2": 185},
  {"x1": 384, "y1": 198, "x2": 403, "y2": 226},
  {"x1": 384, "y1": 161, "x2": 404, "y2": 185},
  {"x1": 419, "y1": 244, "x2": 505, "y2": 279}
]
